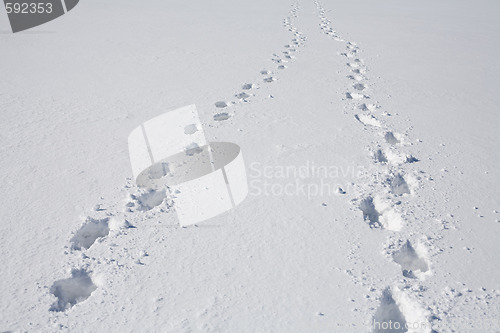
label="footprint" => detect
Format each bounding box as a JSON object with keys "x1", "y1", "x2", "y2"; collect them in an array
[
  {"x1": 214, "y1": 112, "x2": 231, "y2": 121},
  {"x1": 352, "y1": 68, "x2": 366, "y2": 74},
  {"x1": 346, "y1": 92, "x2": 366, "y2": 100},
  {"x1": 260, "y1": 70, "x2": 271, "y2": 75},
  {"x1": 50, "y1": 269, "x2": 97, "y2": 312},
  {"x1": 215, "y1": 101, "x2": 228, "y2": 108},
  {"x1": 373, "y1": 288, "x2": 408, "y2": 333},
  {"x1": 360, "y1": 196, "x2": 403, "y2": 231},
  {"x1": 348, "y1": 75, "x2": 364, "y2": 81},
  {"x1": 360, "y1": 197, "x2": 381, "y2": 228},
  {"x1": 392, "y1": 240, "x2": 429, "y2": 278},
  {"x1": 71, "y1": 217, "x2": 110, "y2": 250},
  {"x1": 347, "y1": 62, "x2": 360, "y2": 68},
  {"x1": 242, "y1": 83, "x2": 254, "y2": 90},
  {"x1": 184, "y1": 124, "x2": 199, "y2": 135},
  {"x1": 263, "y1": 77, "x2": 276, "y2": 83},
  {"x1": 131, "y1": 189, "x2": 166, "y2": 211},
  {"x1": 358, "y1": 103, "x2": 377, "y2": 112},
  {"x1": 355, "y1": 114, "x2": 381, "y2": 127},
  {"x1": 406, "y1": 155, "x2": 419, "y2": 163},
  {"x1": 277, "y1": 65, "x2": 287, "y2": 70},
  {"x1": 389, "y1": 173, "x2": 411, "y2": 195},
  {"x1": 383, "y1": 150, "x2": 419, "y2": 165},
  {"x1": 235, "y1": 92, "x2": 251, "y2": 100},
  {"x1": 353, "y1": 83, "x2": 366, "y2": 91},
  {"x1": 384, "y1": 131, "x2": 401, "y2": 145},
  {"x1": 374, "y1": 149, "x2": 388, "y2": 163},
  {"x1": 185, "y1": 142, "x2": 203, "y2": 156}
]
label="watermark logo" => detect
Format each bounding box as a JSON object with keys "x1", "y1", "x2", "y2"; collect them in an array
[
  {"x1": 3, "y1": 0, "x2": 79, "y2": 33},
  {"x1": 248, "y1": 161, "x2": 370, "y2": 199},
  {"x1": 128, "y1": 105, "x2": 248, "y2": 227}
]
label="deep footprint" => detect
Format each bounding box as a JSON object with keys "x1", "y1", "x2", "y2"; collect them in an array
[
  {"x1": 389, "y1": 174, "x2": 411, "y2": 196},
  {"x1": 50, "y1": 269, "x2": 97, "y2": 312},
  {"x1": 384, "y1": 131, "x2": 400, "y2": 145},
  {"x1": 374, "y1": 149, "x2": 388, "y2": 163},
  {"x1": 71, "y1": 217, "x2": 110, "y2": 250},
  {"x1": 392, "y1": 240, "x2": 429, "y2": 278},
  {"x1": 373, "y1": 288, "x2": 408, "y2": 333},
  {"x1": 359, "y1": 197, "x2": 381, "y2": 228}
]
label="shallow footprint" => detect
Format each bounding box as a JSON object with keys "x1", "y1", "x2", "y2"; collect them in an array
[
  {"x1": 215, "y1": 101, "x2": 229, "y2": 108},
  {"x1": 214, "y1": 112, "x2": 231, "y2": 121},
  {"x1": 235, "y1": 92, "x2": 251, "y2": 99},
  {"x1": 353, "y1": 83, "x2": 366, "y2": 91}
]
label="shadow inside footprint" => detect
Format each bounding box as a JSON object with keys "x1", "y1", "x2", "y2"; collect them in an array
[
  {"x1": 384, "y1": 132, "x2": 400, "y2": 145},
  {"x1": 132, "y1": 189, "x2": 166, "y2": 211},
  {"x1": 70, "y1": 217, "x2": 109, "y2": 250},
  {"x1": 389, "y1": 174, "x2": 410, "y2": 196},
  {"x1": 392, "y1": 241, "x2": 429, "y2": 278},
  {"x1": 215, "y1": 101, "x2": 228, "y2": 108},
  {"x1": 353, "y1": 83, "x2": 366, "y2": 91},
  {"x1": 374, "y1": 149, "x2": 388, "y2": 163},
  {"x1": 214, "y1": 112, "x2": 231, "y2": 121},
  {"x1": 360, "y1": 197, "x2": 381, "y2": 228},
  {"x1": 373, "y1": 288, "x2": 408, "y2": 332},
  {"x1": 50, "y1": 269, "x2": 97, "y2": 312}
]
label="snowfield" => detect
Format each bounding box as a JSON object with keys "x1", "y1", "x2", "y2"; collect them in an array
[{"x1": 0, "y1": 0, "x2": 499, "y2": 332}]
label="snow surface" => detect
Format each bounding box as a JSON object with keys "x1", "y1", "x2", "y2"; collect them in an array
[{"x1": 0, "y1": 0, "x2": 499, "y2": 332}]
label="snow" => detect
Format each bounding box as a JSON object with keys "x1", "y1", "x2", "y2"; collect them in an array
[{"x1": 1, "y1": 0, "x2": 499, "y2": 331}]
